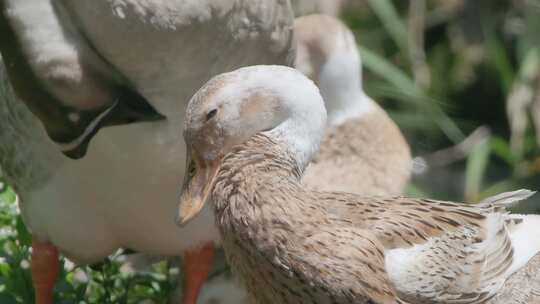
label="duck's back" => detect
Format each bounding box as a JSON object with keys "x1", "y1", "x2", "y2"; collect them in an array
[{"x1": 303, "y1": 103, "x2": 411, "y2": 196}]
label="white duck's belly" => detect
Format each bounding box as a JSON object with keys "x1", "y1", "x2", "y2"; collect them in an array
[
  {"x1": 0, "y1": 57, "x2": 218, "y2": 263},
  {"x1": 19, "y1": 112, "x2": 218, "y2": 264}
]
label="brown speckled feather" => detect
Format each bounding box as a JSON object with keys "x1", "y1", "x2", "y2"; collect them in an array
[
  {"x1": 214, "y1": 138, "x2": 407, "y2": 303},
  {"x1": 318, "y1": 192, "x2": 518, "y2": 303},
  {"x1": 211, "y1": 134, "x2": 534, "y2": 304}
]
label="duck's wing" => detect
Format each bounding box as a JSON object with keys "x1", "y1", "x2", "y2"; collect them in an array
[
  {"x1": 0, "y1": 1, "x2": 164, "y2": 159},
  {"x1": 317, "y1": 190, "x2": 533, "y2": 248},
  {"x1": 283, "y1": 225, "x2": 409, "y2": 304},
  {"x1": 317, "y1": 191, "x2": 537, "y2": 303},
  {"x1": 383, "y1": 211, "x2": 517, "y2": 303}
]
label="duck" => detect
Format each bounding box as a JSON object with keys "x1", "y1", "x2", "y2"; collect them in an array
[
  {"x1": 0, "y1": 1, "x2": 293, "y2": 303},
  {"x1": 177, "y1": 65, "x2": 540, "y2": 304},
  {"x1": 291, "y1": 0, "x2": 344, "y2": 17},
  {"x1": 294, "y1": 14, "x2": 411, "y2": 195}
]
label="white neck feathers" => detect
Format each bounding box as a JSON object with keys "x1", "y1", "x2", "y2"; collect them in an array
[
  {"x1": 211, "y1": 66, "x2": 328, "y2": 171},
  {"x1": 318, "y1": 46, "x2": 374, "y2": 127}
]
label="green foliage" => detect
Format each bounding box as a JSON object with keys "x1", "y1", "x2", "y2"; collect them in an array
[
  {"x1": 346, "y1": 0, "x2": 540, "y2": 204},
  {"x1": 0, "y1": 181, "x2": 32, "y2": 304},
  {"x1": 464, "y1": 136, "x2": 491, "y2": 201}
]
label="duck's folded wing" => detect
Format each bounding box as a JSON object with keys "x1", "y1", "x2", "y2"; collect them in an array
[
  {"x1": 316, "y1": 193, "x2": 533, "y2": 303},
  {"x1": 281, "y1": 226, "x2": 408, "y2": 304},
  {"x1": 383, "y1": 212, "x2": 515, "y2": 303},
  {"x1": 317, "y1": 192, "x2": 530, "y2": 249}
]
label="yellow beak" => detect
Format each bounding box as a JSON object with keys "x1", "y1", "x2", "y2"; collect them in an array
[{"x1": 176, "y1": 152, "x2": 221, "y2": 227}]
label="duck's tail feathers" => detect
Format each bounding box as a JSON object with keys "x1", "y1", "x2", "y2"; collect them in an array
[
  {"x1": 507, "y1": 214, "x2": 540, "y2": 275},
  {"x1": 478, "y1": 189, "x2": 536, "y2": 208}
]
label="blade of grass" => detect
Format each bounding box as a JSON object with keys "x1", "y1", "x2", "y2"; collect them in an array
[
  {"x1": 366, "y1": 0, "x2": 408, "y2": 54},
  {"x1": 359, "y1": 49, "x2": 465, "y2": 142},
  {"x1": 465, "y1": 137, "x2": 492, "y2": 201},
  {"x1": 360, "y1": 45, "x2": 416, "y2": 94},
  {"x1": 484, "y1": 31, "x2": 514, "y2": 95},
  {"x1": 490, "y1": 136, "x2": 517, "y2": 166}
]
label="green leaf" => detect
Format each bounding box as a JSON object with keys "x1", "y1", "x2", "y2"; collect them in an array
[
  {"x1": 366, "y1": 0, "x2": 408, "y2": 54},
  {"x1": 465, "y1": 138, "x2": 492, "y2": 201},
  {"x1": 484, "y1": 27, "x2": 515, "y2": 95},
  {"x1": 0, "y1": 294, "x2": 17, "y2": 304},
  {"x1": 0, "y1": 187, "x2": 17, "y2": 206},
  {"x1": 359, "y1": 46, "x2": 416, "y2": 94},
  {"x1": 490, "y1": 136, "x2": 516, "y2": 166},
  {"x1": 15, "y1": 217, "x2": 31, "y2": 247},
  {"x1": 360, "y1": 46, "x2": 465, "y2": 143}
]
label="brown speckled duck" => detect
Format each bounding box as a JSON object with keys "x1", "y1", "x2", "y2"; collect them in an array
[
  {"x1": 176, "y1": 65, "x2": 540, "y2": 304},
  {"x1": 294, "y1": 15, "x2": 411, "y2": 195}
]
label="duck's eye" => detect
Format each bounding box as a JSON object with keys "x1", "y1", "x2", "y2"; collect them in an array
[{"x1": 206, "y1": 109, "x2": 218, "y2": 121}]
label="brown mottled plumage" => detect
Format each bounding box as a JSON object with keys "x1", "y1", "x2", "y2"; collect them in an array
[
  {"x1": 212, "y1": 134, "x2": 407, "y2": 304},
  {"x1": 212, "y1": 134, "x2": 533, "y2": 304},
  {"x1": 178, "y1": 65, "x2": 540, "y2": 304},
  {"x1": 491, "y1": 253, "x2": 540, "y2": 303},
  {"x1": 303, "y1": 105, "x2": 411, "y2": 195}
]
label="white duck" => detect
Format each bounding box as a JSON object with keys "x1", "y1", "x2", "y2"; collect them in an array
[
  {"x1": 0, "y1": 1, "x2": 293, "y2": 303},
  {"x1": 291, "y1": 0, "x2": 345, "y2": 16},
  {"x1": 294, "y1": 14, "x2": 411, "y2": 195}
]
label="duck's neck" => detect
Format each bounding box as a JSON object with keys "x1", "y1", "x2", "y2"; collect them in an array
[
  {"x1": 213, "y1": 133, "x2": 304, "y2": 204},
  {"x1": 210, "y1": 134, "x2": 330, "y2": 303},
  {"x1": 212, "y1": 134, "x2": 307, "y2": 229},
  {"x1": 325, "y1": 90, "x2": 374, "y2": 127},
  {"x1": 319, "y1": 53, "x2": 375, "y2": 127}
]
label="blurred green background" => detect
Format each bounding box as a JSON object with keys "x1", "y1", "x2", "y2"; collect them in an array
[{"x1": 2, "y1": 0, "x2": 540, "y2": 302}]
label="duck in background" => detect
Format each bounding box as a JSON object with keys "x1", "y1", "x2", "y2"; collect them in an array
[
  {"x1": 177, "y1": 65, "x2": 540, "y2": 304},
  {"x1": 294, "y1": 15, "x2": 411, "y2": 195},
  {"x1": 290, "y1": 0, "x2": 344, "y2": 17},
  {"x1": 0, "y1": 1, "x2": 293, "y2": 303}
]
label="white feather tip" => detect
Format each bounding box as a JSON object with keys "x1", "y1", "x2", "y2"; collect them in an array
[{"x1": 478, "y1": 189, "x2": 536, "y2": 207}]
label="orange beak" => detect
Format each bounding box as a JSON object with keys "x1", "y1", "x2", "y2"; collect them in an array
[{"x1": 177, "y1": 151, "x2": 221, "y2": 227}]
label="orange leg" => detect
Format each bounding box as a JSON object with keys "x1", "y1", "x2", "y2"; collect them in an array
[
  {"x1": 182, "y1": 243, "x2": 215, "y2": 304},
  {"x1": 31, "y1": 239, "x2": 59, "y2": 304}
]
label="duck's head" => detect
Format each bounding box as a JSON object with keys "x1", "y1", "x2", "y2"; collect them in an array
[{"x1": 177, "y1": 65, "x2": 326, "y2": 226}]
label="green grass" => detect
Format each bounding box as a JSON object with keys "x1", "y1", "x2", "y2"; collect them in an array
[{"x1": 345, "y1": 0, "x2": 540, "y2": 204}]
